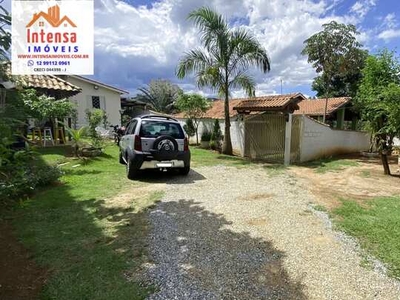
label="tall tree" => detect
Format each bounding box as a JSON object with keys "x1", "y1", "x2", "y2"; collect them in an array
[
  {"x1": 356, "y1": 50, "x2": 400, "y2": 175},
  {"x1": 137, "y1": 79, "x2": 182, "y2": 114},
  {"x1": 302, "y1": 21, "x2": 367, "y2": 120},
  {"x1": 176, "y1": 7, "x2": 270, "y2": 155},
  {"x1": 0, "y1": 5, "x2": 11, "y2": 61},
  {"x1": 176, "y1": 93, "x2": 210, "y2": 145}
]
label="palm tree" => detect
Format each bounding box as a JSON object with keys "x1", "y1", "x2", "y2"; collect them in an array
[{"x1": 176, "y1": 7, "x2": 271, "y2": 155}]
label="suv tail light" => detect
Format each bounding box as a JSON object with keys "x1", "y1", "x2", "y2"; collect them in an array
[
  {"x1": 134, "y1": 135, "x2": 142, "y2": 151},
  {"x1": 184, "y1": 137, "x2": 189, "y2": 151}
]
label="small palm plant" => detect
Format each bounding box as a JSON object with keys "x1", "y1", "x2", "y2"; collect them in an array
[{"x1": 64, "y1": 126, "x2": 88, "y2": 157}]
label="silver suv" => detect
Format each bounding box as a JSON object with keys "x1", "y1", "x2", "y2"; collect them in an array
[{"x1": 119, "y1": 114, "x2": 191, "y2": 179}]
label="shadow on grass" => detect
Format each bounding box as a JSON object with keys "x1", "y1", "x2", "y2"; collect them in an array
[
  {"x1": 147, "y1": 199, "x2": 306, "y2": 299},
  {"x1": 2, "y1": 157, "x2": 156, "y2": 300}
]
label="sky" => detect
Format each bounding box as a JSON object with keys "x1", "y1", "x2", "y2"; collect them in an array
[{"x1": 4, "y1": 0, "x2": 400, "y2": 98}]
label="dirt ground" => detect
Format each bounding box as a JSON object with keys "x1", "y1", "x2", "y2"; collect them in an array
[
  {"x1": 290, "y1": 155, "x2": 400, "y2": 210},
  {"x1": 0, "y1": 221, "x2": 47, "y2": 300}
]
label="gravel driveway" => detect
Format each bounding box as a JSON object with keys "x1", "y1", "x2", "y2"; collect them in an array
[{"x1": 145, "y1": 166, "x2": 400, "y2": 299}]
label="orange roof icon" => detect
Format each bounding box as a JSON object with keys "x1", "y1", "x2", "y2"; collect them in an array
[{"x1": 26, "y1": 5, "x2": 77, "y2": 28}]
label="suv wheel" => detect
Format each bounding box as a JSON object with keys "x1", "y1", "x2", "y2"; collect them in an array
[
  {"x1": 179, "y1": 166, "x2": 190, "y2": 175},
  {"x1": 126, "y1": 157, "x2": 139, "y2": 180},
  {"x1": 119, "y1": 152, "x2": 125, "y2": 165}
]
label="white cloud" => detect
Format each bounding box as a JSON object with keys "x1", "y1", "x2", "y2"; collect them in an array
[
  {"x1": 378, "y1": 29, "x2": 400, "y2": 41},
  {"x1": 350, "y1": 0, "x2": 376, "y2": 19},
  {"x1": 91, "y1": 0, "x2": 375, "y2": 96}
]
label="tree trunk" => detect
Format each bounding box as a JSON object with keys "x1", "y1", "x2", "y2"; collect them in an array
[
  {"x1": 381, "y1": 151, "x2": 391, "y2": 175},
  {"x1": 195, "y1": 127, "x2": 199, "y2": 146},
  {"x1": 222, "y1": 90, "x2": 232, "y2": 155}
]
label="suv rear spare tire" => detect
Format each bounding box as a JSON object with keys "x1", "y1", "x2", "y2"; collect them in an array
[{"x1": 151, "y1": 135, "x2": 179, "y2": 161}]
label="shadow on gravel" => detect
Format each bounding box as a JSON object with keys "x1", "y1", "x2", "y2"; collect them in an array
[
  {"x1": 148, "y1": 199, "x2": 306, "y2": 299},
  {"x1": 135, "y1": 169, "x2": 206, "y2": 184}
]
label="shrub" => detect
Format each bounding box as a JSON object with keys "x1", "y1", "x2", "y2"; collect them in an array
[
  {"x1": 0, "y1": 149, "x2": 62, "y2": 202},
  {"x1": 201, "y1": 130, "x2": 212, "y2": 142},
  {"x1": 85, "y1": 109, "x2": 106, "y2": 149},
  {"x1": 183, "y1": 118, "x2": 195, "y2": 137},
  {"x1": 210, "y1": 119, "x2": 222, "y2": 142}
]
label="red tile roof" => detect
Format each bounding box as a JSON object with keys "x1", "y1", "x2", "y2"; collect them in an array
[
  {"x1": 294, "y1": 97, "x2": 351, "y2": 116},
  {"x1": 175, "y1": 99, "x2": 243, "y2": 119},
  {"x1": 19, "y1": 74, "x2": 81, "y2": 93},
  {"x1": 233, "y1": 93, "x2": 305, "y2": 111}
]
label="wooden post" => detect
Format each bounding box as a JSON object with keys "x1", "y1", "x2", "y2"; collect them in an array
[{"x1": 284, "y1": 113, "x2": 292, "y2": 166}]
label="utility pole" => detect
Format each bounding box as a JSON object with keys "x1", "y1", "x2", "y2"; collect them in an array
[{"x1": 280, "y1": 79, "x2": 283, "y2": 94}]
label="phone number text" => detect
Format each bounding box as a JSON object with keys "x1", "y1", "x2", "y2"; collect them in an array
[{"x1": 36, "y1": 61, "x2": 71, "y2": 66}]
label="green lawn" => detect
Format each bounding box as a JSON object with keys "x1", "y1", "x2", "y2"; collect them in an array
[
  {"x1": 11, "y1": 145, "x2": 161, "y2": 300},
  {"x1": 333, "y1": 197, "x2": 400, "y2": 278},
  {"x1": 303, "y1": 158, "x2": 359, "y2": 173},
  {"x1": 190, "y1": 147, "x2": 252, "y2": 167}
]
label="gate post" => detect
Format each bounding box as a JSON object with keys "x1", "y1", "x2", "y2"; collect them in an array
[{"x1": 284, "y1": 113, "x2": 292, "y2": 166}]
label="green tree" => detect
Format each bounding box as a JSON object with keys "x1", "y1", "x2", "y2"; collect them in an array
[
  {"x1": 176, "y1": 7, "x2": 271, "y2": 155},
  {"x1": 22, "y1": 89, "x2": 76, "y2": 123},
  {"x1": 137, "y1": 79, "x2": 182, "y2": 114},
  {"x1": 356, "y1": 50, "x2": 400, "y2": 175},
  {"x1": 302, "y1": 21, "x2": 367, "y2": 119},
  {"x1": 183, "y1": 118, "x2": 195, "y2": 138},
  {"x1": 0, "y1": 5, "x2": 11, "y2": 61},
  {"x1": 176, "y1": 93, "x2": 210, "y2": 145}
]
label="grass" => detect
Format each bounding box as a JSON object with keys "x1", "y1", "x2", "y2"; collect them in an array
[
  {"x1": 11, "y1": 145, "x2": 162, "y2": 299},
  {"x1": 191, "y1": 147, "x2": 252, "y2": 167},
  {"x1": 333, "y1": 197, "x2": 400, "y2": 278},
  {"x1": 303, "y1": 158, "x2": 359, "y2": 173}
]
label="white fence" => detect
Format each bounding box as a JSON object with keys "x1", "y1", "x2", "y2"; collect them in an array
[
  {"x1": 178, "y1": 115, "x2": 370, "y2": 163},
  {"x1": 299, "y1": 116, "x2": 370, "y2": 162}
]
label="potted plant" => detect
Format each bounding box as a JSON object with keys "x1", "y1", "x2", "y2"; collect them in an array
[{"x1": 200, "y1": 130, "x2": 212, "y2": 149}]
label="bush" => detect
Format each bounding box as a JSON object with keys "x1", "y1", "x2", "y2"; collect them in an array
[
  {"x1": 201, "y1": 130, "x2": 212, "y2": 142},
  {"x1": 183, "y1": 118, "x2": 195, "y2": 137},
  {"x1": 210, "y1": 119, "x2": 222, "y2": 142},
  {"x1": 0, "y1": 150, "x2": 62, "y2": 202},
  {"x1": 85, "y1": 109, "x2": 106, "y2": 149}
]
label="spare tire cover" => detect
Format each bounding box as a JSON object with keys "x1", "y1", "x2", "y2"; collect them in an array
[{"x1": 152, "y1": 135, "x2": 178, "y2": 160}]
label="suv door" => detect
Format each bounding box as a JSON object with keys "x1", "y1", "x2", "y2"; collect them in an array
[{"x1": 120, "y1": 119, "x2": 138, "y2": 151}]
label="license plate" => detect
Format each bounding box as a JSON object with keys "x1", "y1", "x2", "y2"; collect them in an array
[{"x1": 156, "y1": 162, "x2": 173, "y2": 168}]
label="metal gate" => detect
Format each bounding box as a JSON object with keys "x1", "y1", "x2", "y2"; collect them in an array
[
  {"x1": 244, "y1": 113, "x2": 286, "y2": 162},
  {"x1": 244, "y1": 113, "x2": 302, "y2": 163}
]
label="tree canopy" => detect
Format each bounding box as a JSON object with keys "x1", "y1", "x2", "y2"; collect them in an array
[
  {"x1": 176, "y1": 7, "x2": 271, "y2": 155},
  {"x1": 356, "y1": 49, "x2": 400, "y2": 174},
  {"x1": 137, "y1": 79, "x2": 182, "y2": 114},
  {"x1": 176, "y1": 93, "x2": 210, "y2": 145},
  {"x1": 302, "y1": 21, "x2": 367, "y2": 98}
]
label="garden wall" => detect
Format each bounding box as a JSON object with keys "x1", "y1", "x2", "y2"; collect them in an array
[
  {"x1": 299, "y1": 116, "x2": 370, "y2": 162},
  {"x1": 177, "y1": 118, "x2": 245, "y2": 156}
]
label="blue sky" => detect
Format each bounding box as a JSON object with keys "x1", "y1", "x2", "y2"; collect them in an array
[{"x1": 5, "y1": 0, "x2": 400, "y2": 98}]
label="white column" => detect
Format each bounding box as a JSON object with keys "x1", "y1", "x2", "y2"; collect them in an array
[{"x1": 284, "y1": 113, "x2": 292, "y2": 166}]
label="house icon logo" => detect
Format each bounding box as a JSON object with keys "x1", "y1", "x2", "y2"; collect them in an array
[{"x1": 26, "y1": 5, "x2": 77, "y2": 28}]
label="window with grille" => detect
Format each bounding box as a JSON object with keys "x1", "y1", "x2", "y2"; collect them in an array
[{"x1": 92, "y1": 96, "x2": 100, "y2": 109}]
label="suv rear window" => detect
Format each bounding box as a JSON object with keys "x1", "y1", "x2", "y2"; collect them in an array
[{"x1": 139, "y1": 120, "x2": 185, "y2": 139}]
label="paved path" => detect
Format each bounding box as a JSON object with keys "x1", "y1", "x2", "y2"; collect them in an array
[{"x1": 145, "y1": 166, "x2": 400, "y2": 299}]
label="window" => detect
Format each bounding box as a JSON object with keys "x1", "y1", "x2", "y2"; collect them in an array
[
  {"x1": 92, "y1": 96, "x2": 100, "y2": 109},
  {"x1": 39, "y1": 21, "x2": 44, "y2": 26},
  {"x1": 139, "y1": 121, "x2": 184, "y2": 139},
  {"x1": 126, "y1": 120, "x2": 138, "y2": 135}
]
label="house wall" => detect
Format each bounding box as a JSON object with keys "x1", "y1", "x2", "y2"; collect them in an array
[
  {"x1": 177, "y1": 117, "x2": 245, "y2": 156},
  {"x1": 65, "y1": 77, "x2": 122, "y2": 128},
  {"x1": 299, "y1": 116, "x2": 370, "y2": 162}
]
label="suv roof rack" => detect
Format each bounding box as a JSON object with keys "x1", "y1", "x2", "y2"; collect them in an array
[{"x1": 140, "y1": 114, "x2": 178, "y2": 122}]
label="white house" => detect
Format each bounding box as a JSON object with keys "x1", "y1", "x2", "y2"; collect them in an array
[{"x1": 60, "y1": 75, "x2": 128, "y2": 127}]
